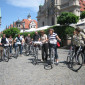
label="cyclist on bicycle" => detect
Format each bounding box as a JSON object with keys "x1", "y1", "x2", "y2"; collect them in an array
[
  {"x1": 73, "y1": 27, "x2": 85, "y2": 64},
  {"x1": 40, "y1": 30, "x2": 48, "y2": 61},
  {"x1": 0, "y1": 36, "x2": 3, "y2": 61},
  {"x1": 14, "y1": 34, "x2": 23, "y2": 55},
  {"x1": 48, "y1": 29, "x2": 61, "y2": 64},
  {"x1": 33, "y1": 32, "x2": 41, "y2": 49},
  {"x1": 25, "y1": 34, "x2": 31, "y2": 45},
  {"x1": 33, "y1": 32, "x2": 40, "y2": 41},
  {"x1": 0, "y1": 34, "x2": 9, "y2": 60},
  {"x1": 1, "y1": 34, "x2": 9, "y2": 46}
]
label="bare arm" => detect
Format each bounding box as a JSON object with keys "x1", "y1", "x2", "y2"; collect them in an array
[{"x1": 56, "y1": 35, "x2": 61, "y2": 42}]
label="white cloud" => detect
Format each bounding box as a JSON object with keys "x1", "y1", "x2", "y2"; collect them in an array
[{"x1": 6, "y1": 0, "x2": 44, "y2": 11}]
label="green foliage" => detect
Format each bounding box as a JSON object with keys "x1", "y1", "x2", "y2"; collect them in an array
[
  {"x1": 80, "y1": 11, "x2": 85, "y2": 19},
  {"x1": 3, "y1": 28, "x2": 20, "y2": 38},
  {"x1": 19, "y1": 26, "x2": 74, "y2": 40},
  {"x1": 57, "y1": 12, "x2": 79, "y2": 25},
  {"x1": 19, "y1": 32, "x2": 35, "y2": 38},
  {"x1": 3, "y1": 26, "x2": 74, "y2": 46}
]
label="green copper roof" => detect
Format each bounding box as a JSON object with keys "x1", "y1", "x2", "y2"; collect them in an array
[{"x1": 0, "y1": 8, "x2": 1, "y2": 17}]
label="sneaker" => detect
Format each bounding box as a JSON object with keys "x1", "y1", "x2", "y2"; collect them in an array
[
  {"x1": 41, "y1": 59, "x2": 44, "y2": 62},
  {"x1": 56, "y1": 60, "x2": 59, "y2": 65}
]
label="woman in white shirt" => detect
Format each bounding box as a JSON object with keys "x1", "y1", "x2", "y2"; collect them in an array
[{"x1": 40, "y1": 30, "x2": 48, "y2": 61}]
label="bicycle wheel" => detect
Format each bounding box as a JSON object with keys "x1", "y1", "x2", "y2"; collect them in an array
[
  {"x1": 4, "y1": 48, "x2": 9, "y2": 62},
  {"x1": 67, "y1": 55, "x2": 74, "y2": 68},
  {"x1": 15, "y1": 47, "x2": 19, "y2": 58},
  {"x1": 50, "y1": 48, "x2": 55, "y2": 68},
  {"x1": 71, "y1": 52, "x2": 84, "y2": 71},
  {"x1": 25, "y1": 44, "x2": 29, "y2": 56}
]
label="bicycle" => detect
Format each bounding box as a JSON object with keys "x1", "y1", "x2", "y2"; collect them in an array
[
  {"x1": 25, "y1": 42, "x2": 34, "y2": 56},
  {"x1": 67, "y1": 45, "x2": 84, "y2": 72},
  {"x1": 12, "y1": 43, "x2": 20, "y2": 58},
  {"x1": 2, "y1": 44, "x2": 10, "y2": 62},
  {"x1": 49, "y1": 46, "x2": 55, "y2": 69},
  {"x1": 32, "y1": 41, "x2": 42, "y2": 65},
  {"x1": 67, "y1": 45, "x2": 75, "y2": 68}
]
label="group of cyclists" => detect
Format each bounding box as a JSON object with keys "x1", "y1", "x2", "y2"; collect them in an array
[
  {"x1": 0, "y1": 27, "x2": 85, "y2": 66},
  {"x1": 0, "y1": 29, "x2": 61, "y2": 64}
]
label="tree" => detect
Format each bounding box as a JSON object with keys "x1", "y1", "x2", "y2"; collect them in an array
[
  {"x1": 80, "y1": 11, "x2": 85, "y2": 19},
  {"x1": 3, "y1": 28, "x2": 20, "y2": 38},
  {"x1": 57, "y1": 12, "x2": 79, "y2": 25}
]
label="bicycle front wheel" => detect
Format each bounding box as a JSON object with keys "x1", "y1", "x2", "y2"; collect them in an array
[
  {"x1": 50, "y1": 48, "x2": 55, "y2": 68},
  {"x1": 4, "y1": 48, "x2": 10, "y2": 62},
  {"x1": 71, "y1": 52, "x2": 84, "y2": 71}
]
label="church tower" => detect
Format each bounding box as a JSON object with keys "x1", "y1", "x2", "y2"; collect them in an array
[
  {"x1": 45, "y1": 0, "x2": 48, "y2": 3},
  {"x1": 27, "y1": 13, "x2": 31, "y2": 21}
]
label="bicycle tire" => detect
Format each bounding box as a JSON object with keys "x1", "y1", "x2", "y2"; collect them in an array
[
  {"x1": 4, "y1": 48, "x2": 9, "y2": 62},
  {"x1": 71, "y1": 52, "x2": 84, "y2": 71},
  {"x1": 50, "y1": 48, "x2": 55, "y2": 68},
  {"x1": 15, "y1": 47, "x2": 19, "y2": 58}
]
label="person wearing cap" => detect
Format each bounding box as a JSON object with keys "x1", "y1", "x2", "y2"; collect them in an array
[
  {"x1": 40, "y1": 30, "x2": 48, "y2": 61},
  {"x1": 48, "y1": 29, "x2": 61, "y2": 64}
]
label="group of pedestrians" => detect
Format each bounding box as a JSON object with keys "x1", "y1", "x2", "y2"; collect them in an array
[
  {"x1": 0, "y1": 27, "x2": 85, "y2": 65},
  {"x1": 0, "y1": 29, "x2": 61, "y2": 64}
]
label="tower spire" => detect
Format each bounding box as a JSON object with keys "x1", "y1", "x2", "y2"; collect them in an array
[{"x1": 27, "y1": 13, "x2": 31, "y2": 20}]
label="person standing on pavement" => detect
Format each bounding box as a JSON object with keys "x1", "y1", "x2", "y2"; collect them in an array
[
  {"x1": 40, "y1": 30, "x2": 48, "y2": 61},
  {"x1": 0, "y1": 36, "x2": 3, "y2": 61},
  {"x1": 21, "y1": 35, "x2": 25, "y2": 51},
  {"x1": 48, "y1": 29, "x2": 61, "y2": 64},
  {"x1": 33, "y1": 32, "x2": 40, "y2": 41},
  {"x1": 8, "y1": 35, "x2": 13, "y2": 54},
  {"x1": 25, "y1": 34, "x2": 31, "y2": 44},
  {"x1": 73, "y1": 28, "x2": 85, "y2": 65},
  {"x1": 14, "y1": 34, "x2": 23, "y2": 55}
]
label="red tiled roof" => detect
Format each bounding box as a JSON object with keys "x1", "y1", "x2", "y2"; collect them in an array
[
  {"x1": 80, "y1": 0, "x2": 85, "y2": 11},
  {"x1": 22, "y1": 19, "x2": 38, "y2": 29}
]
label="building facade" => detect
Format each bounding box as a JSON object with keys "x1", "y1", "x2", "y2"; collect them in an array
[
  {"x1": 7, "y1": 14, "x2": 38, "y2": 31},
  {"x1": 37, "y1": 0, "x2": 80, "y2": 27}
]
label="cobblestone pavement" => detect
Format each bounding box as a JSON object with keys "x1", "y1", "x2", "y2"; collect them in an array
[{"x1": 0, "y1": 49, "x2": 85, "y2": 85}]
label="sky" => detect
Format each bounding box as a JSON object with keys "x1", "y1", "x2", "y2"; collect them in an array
[{"x1": 0, "y1": 0, "x2": 44, "y2": 32}]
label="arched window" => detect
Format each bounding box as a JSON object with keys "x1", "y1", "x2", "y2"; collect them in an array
[
  {"x1": 52, "y1": 17, "x2": 54, "y2": 25},
  {"x1": 42, "y1": 22, "x2": 44, "y2": 26}
]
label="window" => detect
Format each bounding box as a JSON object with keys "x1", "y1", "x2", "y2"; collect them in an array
[
  {"x1": 19, "y1": 24, "x2": 20, "y2": 27},
  {"x1": 52, "y1": 17, "x2": 54, "y2": 25},
  {"x1": 42, "y1": 22, "x2": 44, "y2": 26}
]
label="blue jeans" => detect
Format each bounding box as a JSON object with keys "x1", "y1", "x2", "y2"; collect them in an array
[
  {"x1": 9, "y1": 45, "x2": 12, "y2": 53},
  {"x1": 49, "y1": 44, "x2": 58, "y2": 59},
  {"x1": 15, "y1": 44, "x2": 22, "y2": 54}
]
